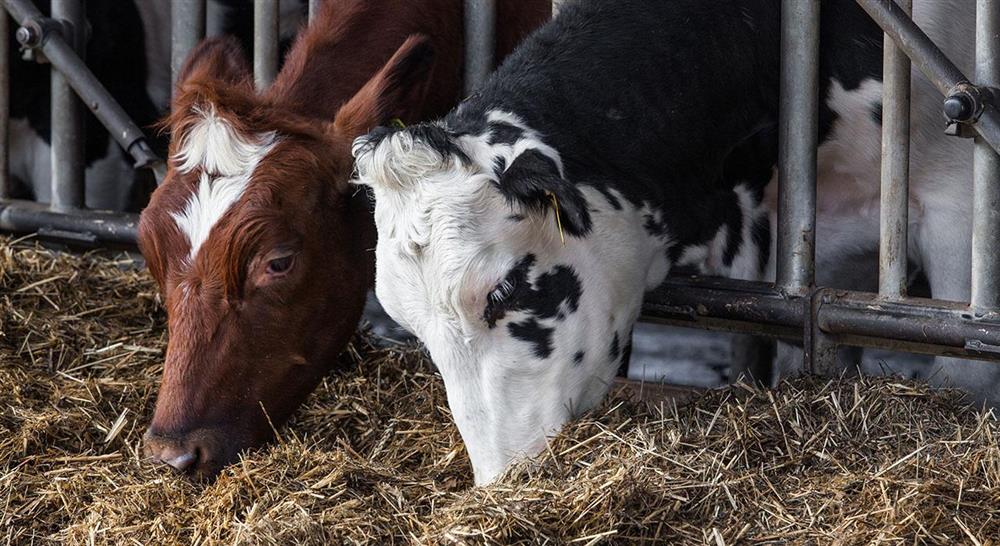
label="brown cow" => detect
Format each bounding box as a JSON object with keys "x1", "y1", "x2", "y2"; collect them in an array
[{"x1": 139, "y1": 0, "x2": 550, "y2": 479}]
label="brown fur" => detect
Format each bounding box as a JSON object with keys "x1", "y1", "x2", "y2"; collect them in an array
[{"x1": 139, "y1": 0, "x2": 550, "y2": 479}]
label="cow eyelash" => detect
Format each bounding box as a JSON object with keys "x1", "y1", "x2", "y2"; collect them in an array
[
  {"x1": 265, "y1": 253, "x2": 297, "y2": 276},
  {"x1": 489, "y1": 279, "x2": 516, "y2": 302}
]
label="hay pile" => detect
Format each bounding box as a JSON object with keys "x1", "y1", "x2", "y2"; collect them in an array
[{"x1": 3, "y1": 235, "x2": 1000, "y2": 544}]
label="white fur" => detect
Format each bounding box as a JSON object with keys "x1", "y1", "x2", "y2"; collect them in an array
[
  {"x1": 354, "y1": 111, "x2": 765, "y2": 484},
  {"x1": 171, "y1": 107, "x2": 277, "y2": 259}
]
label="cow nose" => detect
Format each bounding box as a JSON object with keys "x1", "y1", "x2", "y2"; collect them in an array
[
  {"x1": 143, "y1": 431, "x2": 199, "y2": 473},
  {"x1": 162, "y1": 447, "x2": 198, "y2": 472}
]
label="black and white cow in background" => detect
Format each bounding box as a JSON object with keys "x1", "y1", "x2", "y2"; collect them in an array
[
  {"x1": 9, "y1": 0, "x2": 306, "y2": 212},
  {"x1": 353, "y1": 0, "x2": 982, "y2": 484}
]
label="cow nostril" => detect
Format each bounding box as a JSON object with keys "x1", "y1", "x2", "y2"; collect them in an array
[
  {"x1": 164, "y1": 450, "x2": 198, "y2": 472},
  {"x1": 145, "y1": 434, "x2": 200, "y2": 473}
]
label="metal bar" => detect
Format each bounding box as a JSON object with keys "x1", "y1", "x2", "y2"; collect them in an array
[
  {"x1": 776, "y1": 0, "x2": 820, "y2": 293},
  {"x1": 972, "y1": 0, "x2": 1000, "y2": 313},
  {"x1": 49, "y1": 0, "x2": 85, "y2": 211},
  {"x1": 643, "y1": 276, "x2": 803, "y2": 333},
  {"x1": 0, "y1": 198, "x2": 138, "y2": 244},
  {"x1": 205, "y1": 1, "x2": 226, "y2": 38},
  {"x1": 4, "y1": 0, "x2": 162, "y2": 171},
  {"x1": 878, "y1": 0, "x2": 912, "y2": 299},
  {"x1": 642, "y1": 277, "x2": 1000, "y2": 363},
  {"x1": 856, "y1": 0, "x2": 968, "y2": 94},
  {"x1": 855, "y1": 0, "x2": 1000, "y2": 154},
  {"x1": 309, "y1": 0, "x2": 321, "y2": 21},
  {"x1": 253, "y1": 0, "x2": 278, "y2": 90},
  {"x1": 171, "y1": 0, "x2": 206, "y2": 92},
  {"x1": 0, "y1": 10, "x2": 9, "y2": 199},
  {"x1": 463, "y1": 0, "x2": 496, "y2": 95}
]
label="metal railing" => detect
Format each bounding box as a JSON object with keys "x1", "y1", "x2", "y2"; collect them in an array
[
  {"x1": 644, "y1": 0, "x2": 1000, "y2": 374},
  {"x1": 1, "y1": 0, "x2": 161, "y2": 244},
  {"x1": 3, "y1": 0, "x2": 999, "y2": 376}
]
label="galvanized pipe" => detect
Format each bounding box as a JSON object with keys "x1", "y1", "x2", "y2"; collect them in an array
[
  {"x1": 4, "y1": 0, "x2": 162, "y2": 171},
  {"x1": 171, "y1": 0, "x2": 206, "y2": 91},
  {"x1": 642, "y1": 277, "x2": 1000, "y2": 363},
  {"x1": 463, "y1": 0, "x2": 496, "y2": 95},
  {"x1": 254, "y1": 0, "x2": 279, "y2": 90},
  {"x1": 0, "y1": 10, "x2": 9, "y2": 199},
  {"x1": 855, "y1": 0, "x2": 1000, "y2": 154},
  {"x1": 644, "y1": 277, "x2": 803, "y2": 339},
  {"x1": 0, "y1": 198, "x2": 138, "y2": 245},
  {"x1": 49, "y1": 0, "x2": 85, "y2": 211},
  {"x1": 878, "y1": 0, "x2": 912, "y2": 299},
  {"x1": 309, "y1": 0, "x2": 321, "y2": 21},
  {"x1": 972, "y1": 0, "x2": 1000, "y2": 313},
  {"x1": 205, "y1": 1, "x2": 226, "y2": 38},
  {"x1": 776, "y1": 0, "x2": 820, "y2": 294},
  {"x1": 855, "y1": 0, "x2": 968, "y2": 94}
]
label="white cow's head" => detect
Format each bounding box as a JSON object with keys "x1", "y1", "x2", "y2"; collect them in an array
[{"x1": 353, "y1": 112, "x2": 658, "y2": 484}]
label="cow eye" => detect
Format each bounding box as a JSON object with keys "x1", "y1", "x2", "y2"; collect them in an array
[
  {"x1": 488, "y1": 279, "x2": 516, "y2": 302},
  {"x1": 266, "y1": 255, "x2": 295, "y2": 275}
]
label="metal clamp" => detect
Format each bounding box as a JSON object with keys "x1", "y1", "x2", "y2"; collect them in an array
[
  {"x1": 944, "y1": 81, "x2": 1000, "y2": 138},
  {"x1": 14, "y1": 16, "x2": 63, "y2": 49},
  {"x1": 804, "y1": 287, "x2": 841, "y2": 375},
  {"x1": 15, "y1": 14, "x2": 91, "y2": 65}
]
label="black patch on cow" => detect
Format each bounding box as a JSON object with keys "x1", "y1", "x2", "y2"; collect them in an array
[
  {"x1": 483, "y1": 253, "x2": 584, "y2": 331},
  {"x1": 596, "y1": 187, "x2": 623, "y2": 210},
  {"x1": 609, "y1": 332, "x2": 621, "y2": 361},
  {"x1": 667, "y1": 244, "x2": 688, "y2": 264},
  {"x1": 643, "y1": 212, "x2": 670, "y2": 238},
  {"x1": 573, "y1": 351, "x2": 585, "y2": 366},
  {"x1": 483, "y1": 254, "x2": 535, "y2": 328},
  {"x1": 870, "y1": 102, "x2": 883, "y2": 125},
  {"x1": 750, "y1": 215, "x2": 771, "y2": 275},
  {"x1": 508, "y1": 318, "x2": 554, "y2": 359},
  {"x1": 365, "y1": 123, "x2": 470, "y2": 165},
  {"x1": 495, "y1": 149, "x2": 592, "y2": 236},
  {"x1": 487, "y1": 121, "x2": 525, "y2": 146}
]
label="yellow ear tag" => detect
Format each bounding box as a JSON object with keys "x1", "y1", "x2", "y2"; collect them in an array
[
  {"x1": 389, "y1": 118, "x2": 406, "y2": 129},
  {"x1": 545, "y1": 190, "x2": 566, "y2": 246}
]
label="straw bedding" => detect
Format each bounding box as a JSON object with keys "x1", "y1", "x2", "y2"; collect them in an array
[{"x1": 3, "y1": 234, "x2": 1000, "y2": 545}]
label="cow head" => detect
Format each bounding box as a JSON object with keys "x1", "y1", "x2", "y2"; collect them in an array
[
  {"x1": 140, "y1": 35, "x2": 435, "y2": 479},
  {"x1": 352, "y1": 112, "x2": 657, "y2": 484}
]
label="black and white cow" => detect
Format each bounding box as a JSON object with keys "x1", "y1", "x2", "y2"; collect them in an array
[
  {"x1": 353, "y1": 0, "x2": 980, "y2": 484},
  {"x1": 9, "y1": 0, "x2": 307, "y2": 212}
]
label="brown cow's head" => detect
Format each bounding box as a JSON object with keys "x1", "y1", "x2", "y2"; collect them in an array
[{"x1": 139, "y1": 35, "x2": 435, "y2": 479}]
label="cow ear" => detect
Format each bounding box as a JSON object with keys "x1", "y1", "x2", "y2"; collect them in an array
[
  {"x1": 497, "y1": 150, "x2": 592, "y2": 237},
  {"x1": 332, "y1": 34, "x2": 436, "y2": 140},
  {"x1": 173, "y1": 36, "x2": 253, "y2": 101}
]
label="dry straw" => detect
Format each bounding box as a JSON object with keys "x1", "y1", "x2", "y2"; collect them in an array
[{"x1": 3, "y1": 235, "x2": 1000, "y2": 544}]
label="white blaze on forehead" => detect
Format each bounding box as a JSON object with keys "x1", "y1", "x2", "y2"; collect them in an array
[{"x1": 171, "y1": 105, "x2": 278, "y2": 259}]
